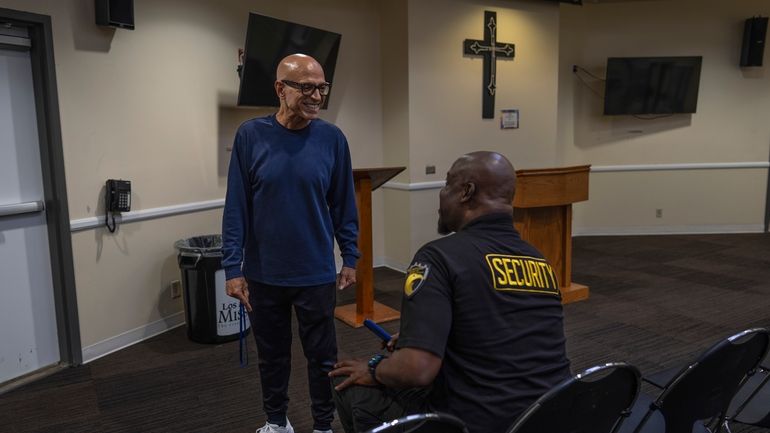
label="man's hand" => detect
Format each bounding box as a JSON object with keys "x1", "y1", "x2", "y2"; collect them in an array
[
  {"x1": 329, "y1": 358, "x2": 377, "y2": 391},
  {"x1": 225, "y1": 277, "x2": 252, "y2": 313},
  {"x1": 381, "y1": 333, "x2": 399, "y2": 353},
  {"x1": 336, "y1": 266, "x2": 356, "y2": 290}
]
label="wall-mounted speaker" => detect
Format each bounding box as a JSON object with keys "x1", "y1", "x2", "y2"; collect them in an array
[
  {"x1": 740, "y1": 16, "x2": 767, "y2": 67},
  {"x1": 95, "y1": 0, "x2": 134, "y2": 30}
]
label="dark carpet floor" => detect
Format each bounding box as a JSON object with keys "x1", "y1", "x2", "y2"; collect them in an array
[{"x1": 1, "y1": 233, "x2": 769, "y2": 433}]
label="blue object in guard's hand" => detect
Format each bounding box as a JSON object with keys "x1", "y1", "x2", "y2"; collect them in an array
[{"x1": 363, "y1": 319, "x2": 392, "y2": 342}]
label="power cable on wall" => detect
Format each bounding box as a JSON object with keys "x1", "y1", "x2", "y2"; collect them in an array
[
  {"x1": 572, "y1": 64, "x2": 604, "y2": 99},
  {"x1": 572, "y1": 64, "x2": 674, "y2": 121}
]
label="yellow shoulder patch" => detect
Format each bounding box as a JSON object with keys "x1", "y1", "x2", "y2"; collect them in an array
[{"x1": 404, "y1": 262, "x2": 430, "y2": 298}]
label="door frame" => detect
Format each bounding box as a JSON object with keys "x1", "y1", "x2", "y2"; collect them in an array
[{"x1": 0, "y1": 7, "x2": 81, "y2": 367}]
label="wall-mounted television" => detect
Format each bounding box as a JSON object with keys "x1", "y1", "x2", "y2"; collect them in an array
[
  {"x1": 237, "y1": 13, "x2": 341, "y2": 108},
  {"x1": 603, "y1": 56, "x2": 702, "y2": 115}
]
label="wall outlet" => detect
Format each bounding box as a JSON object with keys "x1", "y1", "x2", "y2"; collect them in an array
[
  {"x1": 656, "y1": 209, "x2": 663, "y2": 218},
  {"x1": 425, "y1": 165, "x2": 436, "y2": 175},
  {"x1": 171, "y1": 280, "x2": 182, "y2": 299}
]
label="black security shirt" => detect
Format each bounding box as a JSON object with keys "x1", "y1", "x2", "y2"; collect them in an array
[{"x1": 397, "y1": 212, "x2": 571, "y2": 433}]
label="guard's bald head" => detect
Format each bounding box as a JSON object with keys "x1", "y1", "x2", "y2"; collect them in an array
[
  {"x1": 276, "y1": 54, "x2": 324, "y2": 81},
  {"x1": 452, "y1": 151, "x2": 517, "y2": 204},
  {"x1": 437, "y1": 151, "x2": 516, "y2": 234}
]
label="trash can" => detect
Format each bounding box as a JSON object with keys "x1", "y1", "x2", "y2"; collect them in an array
[{"x1": 175, "y1": 234, "x2": 250, "y2": 344}]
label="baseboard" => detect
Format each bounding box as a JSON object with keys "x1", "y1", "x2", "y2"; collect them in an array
[
  {"x1": 81, "y1": 312, "x2": 186, "y2": 364},
  {"x1": 573, "y1": 224, "x2": 766, "y2": 236},
  {"x1": 375, "y1": 257, "x2": 410, "y2": 273},
  {"x1": 0, "y1": 363, "x2": 66, "y2": 396},
  {"x1": 372, "y1": 257, "x2": 397, "y2": 269}
]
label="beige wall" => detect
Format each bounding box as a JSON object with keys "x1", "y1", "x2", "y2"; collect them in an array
[
  {"x1": 558, "y1": 0, "x2": 770, "y2": 233},
  {"x1": 381, "y1": 0, "x2": 562, "y2": 269},
  {"x1": 5, "y1": 0, "x2": 769, "y2": 358},
  {"x1": 381, "y1": 0, "x2": 770, "y2": 267},
  {"x1": 0, "y1": 0, "x2": 384, "y2": 354},
  {"x1": 380, "y1": 0, "x2": 410, "y2": 181},
  {"x1": 409, "y1": 0, "x2": 561, "y2": 179},
  {"x1": 379, "y1": 0, "x2": 412, "y2": 267},
  {"x1": 575, "y1": 169, "x2": 767, "y2": 234},
  {"x1": 410, "y1": 0, "x2": 560, "y2": 263},
  {"x1": 71, "y1": 210, "x2": 223, "y2": 349}
]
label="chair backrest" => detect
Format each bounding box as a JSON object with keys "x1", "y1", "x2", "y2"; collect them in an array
[
  {"x1": 506, "y1": 362, "x2": 641, "y2": 433},
  {"x1": 654, "y1": 327, "x2": 770, "y2": 433},
  {"x1": 365, "y1": 412, "x2": 469, "y2": 433}
]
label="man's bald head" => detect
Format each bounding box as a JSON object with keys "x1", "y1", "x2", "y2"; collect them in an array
[
  {"x1": 437, "y1": 151, "x2": 517, "y2": 234},
  {"x1": 276, "y1": 54, "x2": 324, "y2": 81},
  {"x1": 452, "y1": 151, "x2": 517, "y2": 204},
  {"x1": 274, "y1": 54, "x2": 327, "y2": 129}
]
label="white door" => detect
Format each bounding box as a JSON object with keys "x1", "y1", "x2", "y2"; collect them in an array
[{"x1": 0, "y1": 31, "x2": 61, "y2": 384}]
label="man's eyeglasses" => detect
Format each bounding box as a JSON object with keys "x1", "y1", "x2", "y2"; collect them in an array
[{"x1": 281, "y1": 80, "x2": 332, "y2": 96}]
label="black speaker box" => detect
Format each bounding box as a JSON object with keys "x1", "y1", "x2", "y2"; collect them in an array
[
  {"x1": 740, "y1": 16, "x2": 767, "y2": 67},
  {"x1": 95, "y1": 0, "x2": 134, "y2": 30}
]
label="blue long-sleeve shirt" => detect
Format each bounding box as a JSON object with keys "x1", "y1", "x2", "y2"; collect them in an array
[{"x1": 222, "y1": 114, "x2": 360, "y2": 286}]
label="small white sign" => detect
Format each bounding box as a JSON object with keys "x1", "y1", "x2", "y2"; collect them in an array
[
  {"x1": 501, "y1": 109, "x2": 519, "y2": 129},
  {"x1": 215, "y1": 269, "x2": 250, "y2": 336}
]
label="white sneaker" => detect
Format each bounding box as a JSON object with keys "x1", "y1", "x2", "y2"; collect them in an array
[{"x1": 256, "y1": 418, "x2": 294, "y2": 433}]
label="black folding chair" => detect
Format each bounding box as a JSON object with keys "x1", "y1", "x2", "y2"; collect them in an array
[
  {"x1": 727, "y1": 352, "x2": 770, "y2": 430},
  {"x1": 619, "y1": 327, "x2": 770, "y2": 433},
  {"x1": 364, "y1": 412, "x2": 469, "y2": 433},
  {"x1": 506, "y1": 362, "x2": 641, "y2": 433}
]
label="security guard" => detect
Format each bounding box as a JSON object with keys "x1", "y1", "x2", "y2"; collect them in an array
[{"x1": 330, "y1": 151, "x2": 571, "y2": 433}]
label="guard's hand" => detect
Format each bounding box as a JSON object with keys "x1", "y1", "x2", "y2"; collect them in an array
[
  {"x1": 337, "y1": 266, "x2": 356, "y2": 290},
  {"x1": 226, "y1": 277, "x2": 252, "y2": 313},
  {"x1": 329, "y1": 358, "x2": 377, "y2": 391},
  {"x1": 381, "y1": 333, "x2": 399, "y2": 353}
]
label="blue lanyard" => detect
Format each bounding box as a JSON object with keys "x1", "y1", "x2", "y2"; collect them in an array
[{"x1": 239, "y1": 304, "x2": 249, "y2": 367}]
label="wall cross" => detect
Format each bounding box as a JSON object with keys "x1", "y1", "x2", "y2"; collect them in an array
[{"x1": 463, "y1": 11, "x2": 515, "y2": 119}]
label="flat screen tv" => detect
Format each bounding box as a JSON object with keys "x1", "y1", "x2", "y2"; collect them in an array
[
  {"x1": 603, "y1": 56, "x2": 702, "y2": 115},
  {"x1": 237, "y1": 13, "x2": 341, "y2": 108}
]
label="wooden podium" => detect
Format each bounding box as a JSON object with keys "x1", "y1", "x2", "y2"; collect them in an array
[
  {"x1": 513, "y1": 165, "x2": 591, "y2": 304},
  {"x1": 335, "y1": 167, "x2": 406, "y2": 327}
]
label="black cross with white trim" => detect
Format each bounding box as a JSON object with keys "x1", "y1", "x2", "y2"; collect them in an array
[{"x1": 463, "y1": 11, "x2": 515, "y2": 119}]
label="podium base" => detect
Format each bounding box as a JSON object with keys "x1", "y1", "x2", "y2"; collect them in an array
[
  {"x1": 334, "y1": 301, "x2": 401, "y2": 328},
  {"x1": 561, "y1": 282, "x2": 589, "y2": 304}
]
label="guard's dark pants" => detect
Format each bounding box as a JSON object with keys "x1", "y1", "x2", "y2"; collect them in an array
[
  {"x1": 248, "y1": 281, "x2": 337, "y2": 431},
  {"x1": 332, "y1": 376, "x2": 430, "y2": 433}
]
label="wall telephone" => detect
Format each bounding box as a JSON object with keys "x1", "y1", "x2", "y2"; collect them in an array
[
  {"x1": 106, "y1": 179, "x2": 131, "y2": 212},
  {"x1": 105, "y1": 179, "x2": 131, "y2": 232}
]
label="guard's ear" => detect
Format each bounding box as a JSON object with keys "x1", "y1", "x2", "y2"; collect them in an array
[
  {"x1": 275, "y1": 81, "x2": 285, "y2": 99},
  {"x1": 460, "y1": 182, "x2": 475, "y2": 202}
]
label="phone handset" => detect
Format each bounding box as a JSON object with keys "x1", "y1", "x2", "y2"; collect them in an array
[{"x1": 105, "y1": 179, "x2": 131, "y2": 233}]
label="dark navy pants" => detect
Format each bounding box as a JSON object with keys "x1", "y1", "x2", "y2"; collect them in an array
[
  {"x1": 331, "y1": 376, "x2": 430, "y2": 433},
  {"x1": 248, "y1": 280, "x2": 337, "y2": 431}
]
